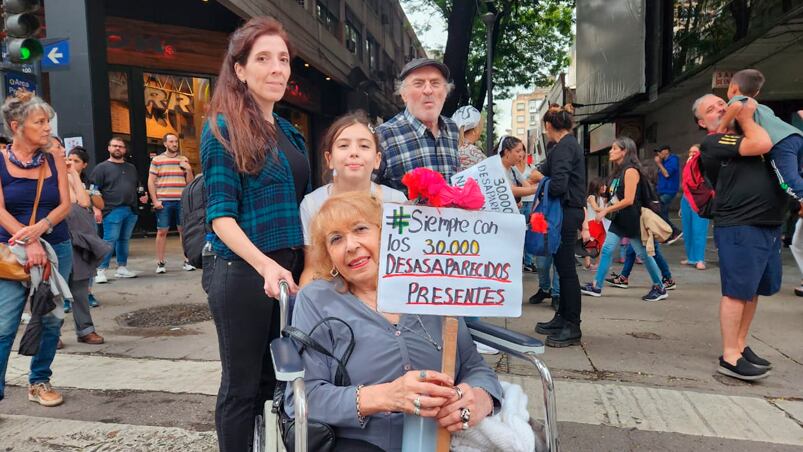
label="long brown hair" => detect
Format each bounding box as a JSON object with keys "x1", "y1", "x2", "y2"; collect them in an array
[
  {"x1": 207, "y1": 17, "x2": 293, "y2": 175},
  {"x1": 320, "y1": 110, "x2": 381, "y2": 181}
]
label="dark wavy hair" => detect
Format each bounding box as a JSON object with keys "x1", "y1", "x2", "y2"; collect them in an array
[
  {"x1": 542, "y1": 104, "x2": 574, "y2": 131},
  {"x1": 207, "y1": 17, "x2": 293, "y2": 175},
  {"x1": 610, "y1": 136, "x2": 642, "y2": 180}
]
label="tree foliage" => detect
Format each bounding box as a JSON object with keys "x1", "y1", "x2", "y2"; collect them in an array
[{"x1": 402, "y1": 0, "x2": 575, "y2": 116}]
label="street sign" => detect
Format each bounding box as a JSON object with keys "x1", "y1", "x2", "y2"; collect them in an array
[
  {"x1": 3, "y1": 70, "x2": 37, "y2": 97},
  {"x1": 41, "y1": 39, "x2": 70, "y2": 70}
]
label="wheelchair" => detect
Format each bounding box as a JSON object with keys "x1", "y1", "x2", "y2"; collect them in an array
[{"x1": 254, "y1": 282, "x2": 559, "y2": 452}]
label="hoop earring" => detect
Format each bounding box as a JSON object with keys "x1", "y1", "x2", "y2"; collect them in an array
[{"x1": 330, "y1": 267, "x2": 339, "y2": 278}]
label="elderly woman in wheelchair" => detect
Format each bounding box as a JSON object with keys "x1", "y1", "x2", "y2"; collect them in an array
[{"x1": 284, "y1": 192, "x2": 503, "y2": 451}]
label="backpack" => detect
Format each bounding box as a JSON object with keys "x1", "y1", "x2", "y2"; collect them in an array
[
  {"x1": 639, "y1": 173, "x2": 662, "y2": 215},
  {"x1": 525, "y1": 177, "x2": 563, "y2": 256},
  {"x1": 181, "y1": 174, "x2": 209, "y2": 268},
  {"x1": 681, "y1": 152, "x2": 715, "y2": 219}
]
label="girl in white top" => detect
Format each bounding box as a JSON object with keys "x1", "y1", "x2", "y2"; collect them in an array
[
  {"x1": 299, "y1": 111, "x2": 406, "y2": 285},
  {"x1": 582, "y1": 177, "x2": 609, "y2": 269}
]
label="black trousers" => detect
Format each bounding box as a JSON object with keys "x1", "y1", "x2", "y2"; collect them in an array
[
  {"x1": 554, "y1": 207, "x2": 584, "y2": 326},
  {"x1": 207, "y1": 248, "x2": 304, "y2": 452}
]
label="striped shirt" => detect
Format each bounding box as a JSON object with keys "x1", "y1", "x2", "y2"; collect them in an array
[
  {"x1": 202, "y1": 114, "x2": 310, "y2": 260},
  {"x1": 149, "y1": 154, "x2": 189, "y2": 201},
  {"x1": 376, "y1": 108, "x2": 460, "y2": 192}
]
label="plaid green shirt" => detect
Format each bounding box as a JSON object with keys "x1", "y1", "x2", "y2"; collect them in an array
[{"x1": 202, "y1": 115, "x2": 310, "y2": 260}]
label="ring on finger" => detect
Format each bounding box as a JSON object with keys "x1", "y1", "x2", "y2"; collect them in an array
[
  {"x1": 413, "y1": 396, "x2": 421, "y2": 409},
  {"x1": 462, "y1": 421, "x2": 469, "y2": 430},
  {"x1": 460, "y1": 408, "x2": 471, "y2": 423},
  {"x1": 413, "y1": 406, "x2": 421, "y2": 416},
  {"x1": 418, "y1": 370, "x2": 427, "y2": 380},
  {"x1": 454, "y1": 386, "x2": 464, "y2": 400}
]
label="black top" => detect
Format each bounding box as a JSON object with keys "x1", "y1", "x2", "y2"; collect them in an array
[
  {"x1": 700, "y1": 133, "x2": 784, "y2": 227},
  {"x1": 276, "y1": 127, "x2": 310, "y2": 205},
  {"x1": 90, "y1": 160, "x2": 139, "y2": 215},
  {"x1": 607, "y1": 165, "x2": 642, "y2": 238},
  {"x1": 541, "y1": 134, "x2": 586, "y2": 209}
]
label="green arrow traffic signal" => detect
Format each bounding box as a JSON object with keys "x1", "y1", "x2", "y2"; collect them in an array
[{"x1": 3, "y1": 0, "x2": 42, "y2": 63}]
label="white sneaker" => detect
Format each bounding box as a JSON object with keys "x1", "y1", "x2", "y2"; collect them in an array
[
  {"x1": 115, "y1": 266, "x2": 137, "y2": 278},
  {"x1": 474, "y1": 341, "x2": 500, "y2": 355},
  {"x1": 156, "y1": 262, "x2": 166, "y2": 274},
  {"x1": 95, "y1": 269, "x2": 108, "y2": 284},
  {"x1": 182, "y1": 261, "x2": 196, "y2": 271}
]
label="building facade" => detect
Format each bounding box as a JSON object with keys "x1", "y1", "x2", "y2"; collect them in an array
[
  {"x1": 575, "y1": 0, "x2": 803, "y2": 179},
  {"x1": 509, "y1": 89, "x2": 549, "y2": 145},
  {"x1": 41, "y1": 0, "x2": 424, "y2": 231}
]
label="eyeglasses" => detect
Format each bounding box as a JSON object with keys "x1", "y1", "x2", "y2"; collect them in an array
[{"x1": 110, "y1": 144, "x2": 125, "y2": 148}]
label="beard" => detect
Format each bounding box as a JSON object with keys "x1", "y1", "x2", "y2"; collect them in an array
[{"x1": 110, "y1": 151, "x2": 125, "y2": 159}]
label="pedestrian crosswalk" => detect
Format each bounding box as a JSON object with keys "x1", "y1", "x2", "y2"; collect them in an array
[{"x1": 3, "y1": 352, "x2": 803, "y2": 449}]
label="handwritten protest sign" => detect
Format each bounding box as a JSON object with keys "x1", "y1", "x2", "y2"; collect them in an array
[
  {"x1": 451, "y1": 155, "x2": 517, "y2": 214},
  {"x1": 377, "y1": 203, "x2": 524, "y2": 318}
]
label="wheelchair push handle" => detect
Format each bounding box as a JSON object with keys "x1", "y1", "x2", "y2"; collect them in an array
[{"x1": 278, "y1": 280, "x2": 291, "y2": 332}]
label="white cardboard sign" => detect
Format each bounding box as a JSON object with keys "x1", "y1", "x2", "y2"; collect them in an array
[
  {"x1": 450, "y1": 155, "x2": 518, "y2": 214},
  {"x1": 377, "y1": 203, "x2": 524, "y2": 317}
]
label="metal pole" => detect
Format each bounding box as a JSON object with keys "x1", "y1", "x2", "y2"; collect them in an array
[{"x1": 481, "y1": 12, "x2": 496, "y2": 154}]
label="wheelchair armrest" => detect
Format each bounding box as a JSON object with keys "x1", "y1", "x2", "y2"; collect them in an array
[
  {"x1": 271, "y1": 337, "x2": 305, "y2": 382},
  {"x1": 466, "y1": 319, "x2": 545, "y2": 355}
]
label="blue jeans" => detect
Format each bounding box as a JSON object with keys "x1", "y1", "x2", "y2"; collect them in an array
[
  {"x1": 680, "y1": 197, "x2": 709, "y2": 264},
  {"x1": 536, "y1": 254, "x2": 560, "y2": 296},
  {"x1": 520, "y1": 201, "x2": 535, "y2": 267},
  {"x1": 622, "y1": 243, "x2": 671, "y2": 279},
  {"x1": 659, "y1": 192, "x2": 680, "y2": 235},
  {"x1": 594, "y1": 230, "x2": 663, "y2": 290},
  {"x1": 0, "y1": 240, "x2": 71, "y2": 400},
  {"x1": 100, "y1": 206, "x2": 138, "y2": 269},
  {"x1": 155, "y1": 200, "x2": 182, "y2": 230}
]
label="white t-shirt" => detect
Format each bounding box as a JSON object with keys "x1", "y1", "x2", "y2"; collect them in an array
[{"x1": 299, "y1": 183, "x2": 408, "y2": 245}]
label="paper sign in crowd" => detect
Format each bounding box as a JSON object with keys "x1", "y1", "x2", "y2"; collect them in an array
[
  {"x1": 377, "y1": 203, "x2": 525, "y2": 318},
  {"x1": 451, "y1": 155, "x2": 518, "y2": 214}
]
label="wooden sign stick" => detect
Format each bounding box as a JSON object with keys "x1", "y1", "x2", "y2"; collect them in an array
[{"x1": 436, "y1": 316, "x2": 459, "y2": 452}]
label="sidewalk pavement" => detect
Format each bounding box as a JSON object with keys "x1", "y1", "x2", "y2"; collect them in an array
[{"x1": 2, "y1": 236, "x2": 802, "y2": 450}]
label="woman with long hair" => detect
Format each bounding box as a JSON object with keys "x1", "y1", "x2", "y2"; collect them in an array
[
  {"x1": 532, "y1": 105, "x2": 586, "y2": 347},
  {"x1": 580, "y1": 136, "x2": 668, "y2": 302},
  {"x1": 298, "y1": 111, "x2": 406, "y2": 285},
  {"x1": 201, "y1": 17, "x2": 311, "y2": 451}
]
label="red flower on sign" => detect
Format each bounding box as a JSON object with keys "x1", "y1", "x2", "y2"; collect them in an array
[{"x1": 401, "y1": 168, "x2": 485, "y2": 210}]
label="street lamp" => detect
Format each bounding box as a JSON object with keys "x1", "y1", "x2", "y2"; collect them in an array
[{"x1": 481, "y1": 7, "x2": 496, "y2": 154}]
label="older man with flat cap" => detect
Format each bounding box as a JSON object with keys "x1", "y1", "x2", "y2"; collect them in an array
[{"x1": 376, "y1": 58, "x2": 460, "y2": 191}]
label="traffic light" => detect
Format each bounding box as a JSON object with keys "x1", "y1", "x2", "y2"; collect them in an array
[{"x1": 2, "y1": 0, "x2": 42, "y2": 64}]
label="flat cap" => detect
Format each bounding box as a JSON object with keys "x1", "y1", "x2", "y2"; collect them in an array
[{"x1": 399, "y1": 58, "x2": 450, "y2": 81}]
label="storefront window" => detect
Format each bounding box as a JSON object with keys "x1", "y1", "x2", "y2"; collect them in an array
[
  {"x1": 143, "y1": 72, "x2": 211, "y2": 174},
  {"x1": 109, "y1": 71, "x2": 131, "y2": 140}
]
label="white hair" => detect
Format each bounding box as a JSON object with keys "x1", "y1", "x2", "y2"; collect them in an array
[
  {"x1": 2, "y1": 92, "x2": 55, "y2": 136},
  {"x1": 691, "y1": 94, "x2": 720, "y2": 120}
]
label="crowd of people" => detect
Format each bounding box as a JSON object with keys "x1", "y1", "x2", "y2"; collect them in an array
[{"x1": 0, "y1": 13, "x2": 800, "y2": 452}]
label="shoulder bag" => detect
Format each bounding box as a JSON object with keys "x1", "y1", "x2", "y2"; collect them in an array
[
  {"x1": 0, "y1": 163, "x2": 47, "y2": 281},
  {"x1": 273, "y1": 317, "x2": 356, "y2": 452}
]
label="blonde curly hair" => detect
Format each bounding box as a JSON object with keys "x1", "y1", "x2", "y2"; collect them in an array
[{"x1": 308, "y1": 191, "x2": 383, "y2": 291}]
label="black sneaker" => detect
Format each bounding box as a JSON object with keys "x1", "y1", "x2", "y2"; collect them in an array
[
  {"x1": 546, "y1": 323, "x2": 582, "y2": 348},
  {"x1": 580, "y1": 283, "x2": 601, "y2": 297},
  {"x1": 718, "y1": 356, "x2": 769, "y2": 381},
  {"x1": 529, "y1": 289, "x2": 551, "y2": 305},
  {"x1": 662, "y1": 277, "x2": 676, "y2": 290},
  {"x1": 605, "y1": 273, "x2": 629, "y2": 289},
  {"x1": 523, "y1": 264, "x2": 537, "y2": 273},
  {"x1": 666, "y1": 231, "x2": 684, "y2": 245},
  {"x1": 535, "y1": 314, "x2": 565, "y2": 335},
  {"x1": 795, "y1": 286, "x2": 803, "y2": 297},
  {"x1": 642, "y1": 285, "x2": 668, "y2": 302},
  {"x1": 742, "y1": 347, "x2": 772, "y2": 369}
]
